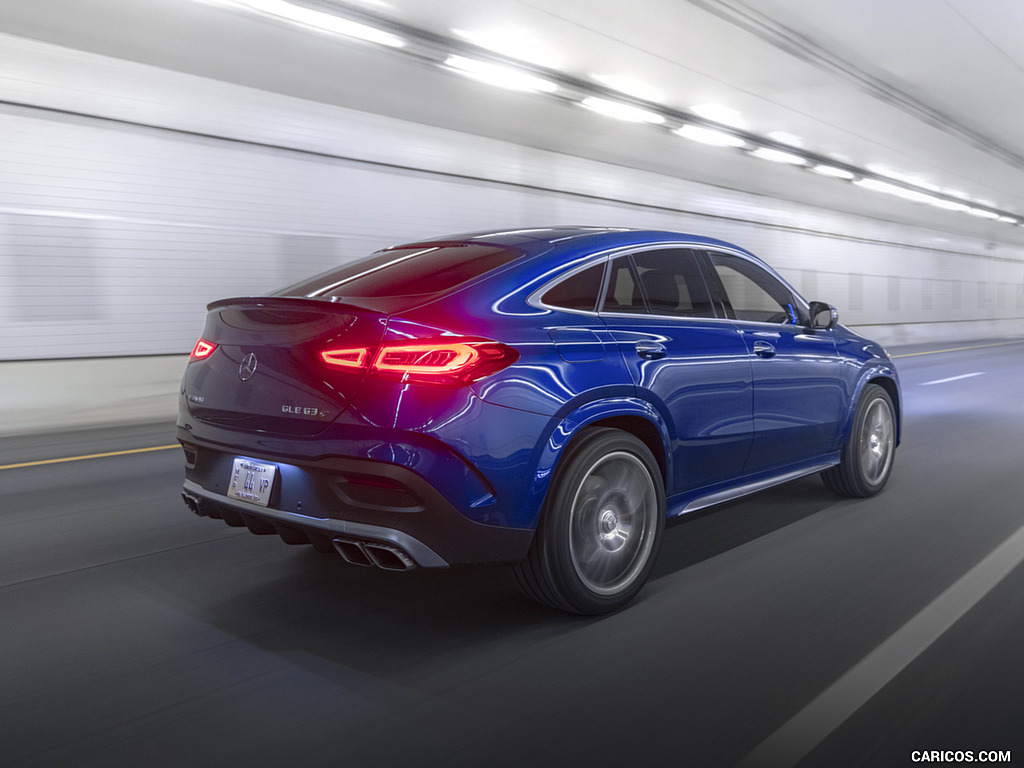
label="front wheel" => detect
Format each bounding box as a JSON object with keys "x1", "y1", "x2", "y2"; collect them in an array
[
  {"x1": 822, "y1": 383, "x2": 896, "y2": 497},
  {"x1": 514, "y1": 428, "x2": 665, "y2": 615}
]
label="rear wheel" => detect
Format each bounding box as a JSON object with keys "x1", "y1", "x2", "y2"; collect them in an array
[
  {"x1": 822, "y1": 383, "x2": 896, "y2": 497},
  {"x1": 514, "y1": 428, "x2": 665, "y2": 615}
]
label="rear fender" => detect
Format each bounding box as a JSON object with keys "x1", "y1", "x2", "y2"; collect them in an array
[{"x1": 524, "y1": 397, "x2": 672, "y2": 530}]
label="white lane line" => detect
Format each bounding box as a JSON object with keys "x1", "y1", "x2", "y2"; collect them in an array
[
  {"x1": 920, "y1": 372, "x2": 985, "y2": 386},
  {"x1": 737, "y1": 522, "x2": 1024, "y2": 768}
]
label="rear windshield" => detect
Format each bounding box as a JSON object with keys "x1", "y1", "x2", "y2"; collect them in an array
[{"x1": 276, "y1": 243, "x2": 522, "y2": 299}]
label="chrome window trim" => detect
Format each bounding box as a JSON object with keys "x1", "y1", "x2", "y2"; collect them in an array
[
  {"x1": 527, "y1": 243, "x2": 638, "y2": 316},
  {"x1": 528, "y1": 242, "x2": 811, "y2": 326}
]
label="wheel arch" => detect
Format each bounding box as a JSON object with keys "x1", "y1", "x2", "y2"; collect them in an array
[
  {"x1": 525, "y1": 398, "x2": 672, "y2": 530},
  {"x1": 868, "y1": 374, "x2": 902, "y2": 445},
  {"x1": 839, "y1": 367, "x2": 901, "y2": 448},
  {"x1": 515, "y1": 414, "x2": 668, "y2": 614},
  {"x1": 586, "y1": 414, "x2": 668, "y2": 486}
]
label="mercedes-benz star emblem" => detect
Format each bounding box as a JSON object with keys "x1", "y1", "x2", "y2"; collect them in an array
[{"x1": 238, "y1": 352, "x2": 259, "y2": 381}]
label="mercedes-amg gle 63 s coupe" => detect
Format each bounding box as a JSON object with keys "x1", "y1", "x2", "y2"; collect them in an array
[{"x1": 179, "y1": 227, "x2": 900, "y2": 614}]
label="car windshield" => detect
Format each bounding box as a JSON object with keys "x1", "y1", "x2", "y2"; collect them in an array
[{"x1": 276, "y1": 243, "x2": 522, "y2": 299}]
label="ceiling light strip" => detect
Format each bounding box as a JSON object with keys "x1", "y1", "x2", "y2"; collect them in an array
[
  {"x1": 443, "y1": 55, "x2": 558, "y2": 93},
  {"x1": 197, "y1": 0, "x2": 1024, "y2": 226},
  {"x1": 216, "y1": 0, "x2": 405, "y2": 47}
]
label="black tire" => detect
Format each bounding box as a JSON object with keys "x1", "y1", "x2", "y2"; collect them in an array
[
  {"x1": 514, "y1": 427, "x2": 665, "y2": 615},
  {"x1": 822, "y1": 383, "x2": 896, "y2": 497}
]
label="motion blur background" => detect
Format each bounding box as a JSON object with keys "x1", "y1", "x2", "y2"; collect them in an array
[
  {"x1": 2, "y1": 0, "x2": 1024, "y2": 436},
  {"x1": 6, "y1": 4, "x2": 1024, "y2": 767}
]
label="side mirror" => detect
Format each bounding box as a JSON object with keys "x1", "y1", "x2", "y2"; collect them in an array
[{"x1": 808, "y1": 301, "x2": 839, "y2": 330}]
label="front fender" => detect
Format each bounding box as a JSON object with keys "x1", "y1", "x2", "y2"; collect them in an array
[{"x1": 842, "y1": 364, "x2": 902, "y2": 447}]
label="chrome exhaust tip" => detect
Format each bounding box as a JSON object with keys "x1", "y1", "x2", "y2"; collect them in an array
[
  {"x1": 332, "y1": 538, "x2": 373, "y2": 567},
  {"x1": 332, "y1": 538, "x2": 416, "y2": 570},
  {"x1": 181, "y1": 492, "x2": 201, "y2": 516},
  {"x1": 363, "y1": 543, "x2": 416, "y2": 571}
]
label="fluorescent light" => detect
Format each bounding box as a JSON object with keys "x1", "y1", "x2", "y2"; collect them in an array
[
  {"x1": 444, "y1": 55, "x2": 558, "y2": 93},
  {"x1": 866, "y1": 166, "x2": 942, "y2": 193},
  {"x1": 854, "y1": 178, "x2": 894, "y2": 195},
  {"x1": 854, "y1": 178, "x2": 937, "y2": 204},
  {"x1": 581, "y1": 97, "x2": 665, "y2": 124},
  {"x1": 689, "y1": 103, "x2": 744, "y2": 128},
  {"x1": 854, "y1": 178, "x2": 992, "y2": 213},
  {"x1": 219, "y1": 0, "x2": 404, "y2": 47},
  {"x1": 675, "y1": 123, "x2": 746, "y2": 148},
  {"x1": 927, "y1": 198, "x2": 971, "y2": 212},
  {"x1": 452, "y1": 28, "x2": 559, "y2": 68},
  {"x1": 866, "y1": 164, "x2": 907, "y2": 180},
  {"x1": 997, "y1": 215, "x2": 1019, "y2": 224},
  {"x1": 767, "y1": 131, "x2": 803, "y2": 148},
  {"x1": 750, "y1": 147, "x2": 807, "y2": 165},
  {"x1": 593, "y1": 75, "x2": 663, "y2": 102},
  {"x1": 812, "y1": 164, "x2": 856, "y2": 180}
]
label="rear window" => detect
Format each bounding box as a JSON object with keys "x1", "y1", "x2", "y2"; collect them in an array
[
  {"x1": 540, "y1": 263, "x2": 605, "y2": 312},
  {"x1": 276, "y1": 244, "x2": 522, "y2": 299}
]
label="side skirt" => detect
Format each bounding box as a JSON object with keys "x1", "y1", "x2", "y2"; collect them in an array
[{"x1": 667, "y1": 454, "x2": 840, "y2": 518}]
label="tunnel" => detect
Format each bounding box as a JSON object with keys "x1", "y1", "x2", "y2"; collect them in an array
[{"x1": 2, "y1": 1, "x2": 1024, "y2": 765}]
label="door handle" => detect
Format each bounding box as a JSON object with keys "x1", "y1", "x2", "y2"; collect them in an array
[
  {"x1": 635, "y1": 341, "x2": 667, "y2": 360},
  {"x1": 753, "y1": 341, "x2": 776, "y2": 358}
]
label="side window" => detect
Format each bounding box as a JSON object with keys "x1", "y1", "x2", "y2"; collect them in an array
[
  {"x1": 601, "y1": 256, "x2": 647, "y2": 313},
  {"x1": 540, "y1": 263, "x2": 605, "y2": 312},
  {"x1": 706, "y1": 252, "x2": 800, "y2": 324},
  {"x1": 631, "y1": 249, "x2": 714, "y2": 317}
]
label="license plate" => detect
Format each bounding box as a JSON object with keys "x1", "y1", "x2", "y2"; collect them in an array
[{"x1": 227, "y1": 458, "x2": 277, "y2": 507}]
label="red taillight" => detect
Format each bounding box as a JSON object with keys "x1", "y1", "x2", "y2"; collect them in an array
[
  {"x1": 374, "y1": 343, "x2": 480, "y2": 376},
  {"x1": 321, "y1": 348, "x2": 368, "y2": 369},
  {"x1": 320, "y1": 339, "x2": 517, "y2": 385},
  {"x1": 190, "y1": 338, "x2": 217, "y2": 360}
]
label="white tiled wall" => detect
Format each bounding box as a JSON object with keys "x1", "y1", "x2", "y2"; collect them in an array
[{"x1": 2, "y1": 34, "x2": 1024, "y2": 431}]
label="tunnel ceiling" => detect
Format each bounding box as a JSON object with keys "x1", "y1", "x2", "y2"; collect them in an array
[{"x1": 3, "y1": 0, "x2": 1024, "y2": 243}]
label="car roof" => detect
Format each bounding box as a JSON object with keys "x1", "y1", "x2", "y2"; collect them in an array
[
  {"x1": 368, "y1": 227, "x2": 790, "y2": 318},
  {"x1": 393, "y1": 227, "x2": 760, "y2": 261}
]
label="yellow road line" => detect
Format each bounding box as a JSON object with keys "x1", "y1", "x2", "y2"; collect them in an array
[
  {"x1": 0, "y1": 444, "x2": 179, "y2": 471},
  {"x1": 892, "y1": 339, "x2": 1024, "y2": 358}
]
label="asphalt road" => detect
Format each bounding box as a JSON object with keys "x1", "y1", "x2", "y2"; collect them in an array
[{"x1": 2, "y1": 339, "x2": 1024, "y2": 768}]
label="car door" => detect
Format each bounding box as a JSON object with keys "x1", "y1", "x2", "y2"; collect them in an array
[
  {"x1": 701, "y1": 249, "x2": 845, "y2": 474},
  {"x1": 598, "y1": 247, "x2": 754, "y2": 495}
]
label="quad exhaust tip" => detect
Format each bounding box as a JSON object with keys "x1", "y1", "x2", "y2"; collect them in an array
[
  {"x1": 333, "y1": 537, "x2": 417, "y2": 571},
  {"x1": 180, "y1": 493, "x2": 417, "y2": 571},
  {"x1": 182, "y1": 492, "x2": 201, "y2": 516}
]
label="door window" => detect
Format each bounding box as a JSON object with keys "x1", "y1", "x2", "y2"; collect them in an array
[
  {"x1": 705, "y1": 252, "x2": 800, "y2": 324},
  {"x1": 601, "y1": 249, "x2": 715, "y2": 317},
  {"x1": 631, "y1": 249, "x2": 715, "y2": 317}
]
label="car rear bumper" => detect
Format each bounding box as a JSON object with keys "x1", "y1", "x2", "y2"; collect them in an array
[
  {"x1": 177, "y1": 432, "x2": 535, "y2": 567},
  {"x1": 182, "y1": 479, "x2": 452, "y2": 568}
]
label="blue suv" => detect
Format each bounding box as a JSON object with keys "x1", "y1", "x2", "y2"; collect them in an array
[{"x1": 179, "y1": 227, "x2": 900, "y2": 614}]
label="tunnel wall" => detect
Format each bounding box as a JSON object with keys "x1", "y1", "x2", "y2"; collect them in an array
[{"x1": 2, "y1": 33, "x2": 1024, "y2": 435}]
